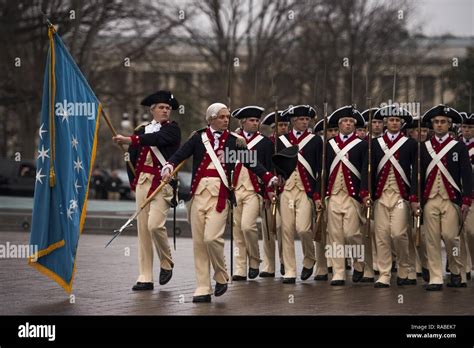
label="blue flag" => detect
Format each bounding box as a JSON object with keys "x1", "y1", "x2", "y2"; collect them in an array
[{"x1": 29, "y1": 27, "x2": 101, "y2": 293}]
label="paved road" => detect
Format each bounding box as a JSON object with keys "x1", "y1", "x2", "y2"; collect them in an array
[{"x1": 0, "y1": 232, "x2": 472, "y2": 316}]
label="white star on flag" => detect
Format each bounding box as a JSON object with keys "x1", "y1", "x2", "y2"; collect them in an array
[
  {"x1": 69, "y1": 199, "x2": 78, "y2": 210},
  {"x1": 73, "y1": 157, "x2": 83, "y2": 173},
  {"x1": 35, "y1": 167, "x2": 46, "y2": 184},
  {"x1": 37, "y1": 145, "x2": 50, "y2": 163},
  {"x1": 67, "y1": 207, "x2": 74, "y2": 220},
  {"x1": 58, "y1": 109, "x2": 69, "y2": 123},
  {"x1": 38, "y1": 123, "x2": 47, "y2": 140},
  {"x1": 74, "y1": 179, "x2": 82, "y2": 193},
  {"x1": 71, "y1": 135, "x2": 79, "y2": 150}
]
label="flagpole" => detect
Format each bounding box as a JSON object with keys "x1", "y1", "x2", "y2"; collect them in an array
[
  {"x1": 101, "y1": 109, "x2": 136, "y2": 176},
  {"x1": 43, "y1": 11, "x2": 57, "y2": 187}
]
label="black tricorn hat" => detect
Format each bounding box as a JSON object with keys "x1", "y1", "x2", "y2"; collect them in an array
[
  {"x1": 313, "y1": 118, "x2": 338, "y2": 133},
  {"x1": 231, "y1": 106, "x2": 265, "y2": 119},
  {"x1": 374, "y1": 105, "x2": 413, "y2": 124},
  {"x1": 460, "y1": 112, "x2": 474, "y2": 125},
  {"x1": 261, "y1": 110, "x2": 290, "y2": 126},
  {"x1": 141, "y1": 90, "x2": 179, "y2": 110},
  {"x1": 422, "y1": 104, "x2": 462, "y2": 124},
  {"x1": 282, "y1": 105, "x2": 317, "y2": 119},
  {"x1": 328, "y1": 105, "x2": 365, "y2": 128},
  {"x1": 403, "y1": 117, "x2": 432, "y2": 130},
  {"x1": 272, "y1": 145, "x2": 299, "y2": 180},
  {"x1": 361, "y1": 108, "x2": 379, "y2": 122}
]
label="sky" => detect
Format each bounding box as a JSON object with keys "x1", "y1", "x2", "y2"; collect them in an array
[{"x1": 413, "y1": 0, "x2": 473, "y2": 37}]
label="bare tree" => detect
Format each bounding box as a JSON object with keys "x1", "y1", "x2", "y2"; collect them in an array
[
  {"x1": 176, "y1": 0, "x2": 301, "y2": 111},
  {"x1": 0, "y1": 0, "x2": 180, "y2": 160}
]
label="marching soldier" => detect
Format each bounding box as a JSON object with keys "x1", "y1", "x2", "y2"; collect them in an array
[
  {"x1": 324, "y1": 106, "x2": 368, "y2": 286},
  {"x1": 161, "y1": 103, "x2": 278, "y2": 303},
  {"x1": 113, "y1": 90, "x2": 181, "y2": 291},
  {"x1": 460, "y1": 112, "x2": 473, "y2": 280},
  {"x1": 404, "y1": 118, "x2": 431, "y2": 282},
  {"x1": 277, "y1": 105, "x2": 322, "y2": 284},
  {"x1": 406, "y1": 118, "x2": 431, "y2": 143},
  {"x1": 259, "y1": 111, "x2": 289, "y2": 277},
  {"x1": 314, "y1": 118, "x2": 339, "y2": 139},
  {"x1": 362, "y1": 108, "x2": 384, "y2": 139},
  {"x1": 359, "y1": 107, "x2": 383, "y2": 282},
  {"x1": 370, "y1": 106, "x2": 416, "y2": 287},
  {"x1": 312, "y1": 118, "x2": 339, "y2": 280},
  {"x1": 230, "y1": 106, "x2": 274, "y2": 280},
  {"x1": 410, "y1": 105, "x2": 472, "y2": 291}
]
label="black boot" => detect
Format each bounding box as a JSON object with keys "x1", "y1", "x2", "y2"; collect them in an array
[
  {"x1": 159, "y1": 268, "x2": 173, "y2": 285},
  {"x1": 132, "y1": 282, "x2": 154, "y2": 291}
]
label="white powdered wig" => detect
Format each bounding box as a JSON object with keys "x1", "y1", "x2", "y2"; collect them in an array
[{"x1": 206, "y1": 103, "x2": 228, "y2": 123}]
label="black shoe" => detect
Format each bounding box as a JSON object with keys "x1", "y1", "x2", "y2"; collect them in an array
[
  {"x1": 330, "y1": 280, "x2": 345, "y2": 286},
  {"x1": 132, "y1": 282, "x2": 153, "y2": 291},
  {"x1": 406, "y1": 279, "x2": 417, "y2": 285},
  {"x1": 328, "y1": 266, "x2": 333, "y2": 274},
  {"x1": 361, "y1": 277, "x2": 375, "y2": 283},
  {"x1": 374, "y1": 282, "x2": 390, "y2": 288},
  {"x1": 374, "y1": 270, "x2": 380, "y2": 275},
  {"x1": 159, "y1": 268, "x2": 173, "y2": 285},
  {"x1": 416, "y1": 272, "x2": 423, "y2": 278},
  {"x1": 259, "y1": 272, "x2": 275, "y2": 278},
  {"x1": 192, "y1": 294, "x2": 211, "y2": 303},
  {"x1": 352, "y1": 269, "x2": 364, "y2": 283},
  {"x1": 248, "y1": 268, "x2": 259, "y2": 279},
  {"x1": 391, "y1": 261, "x2": 397, "y2": 273},
  {"x1": 282, "y1": 277, "x2": 296, "y2": 284},
  {"x1": 232, "y1": 275, "x2": 247, "y2": 281},
  {"x1": 314, "y1": 274, "x2": 328, "y2": 281},
  {"x1": 214, "y1": 282, "x2": 228, "y2": 297},
  {"x1": 397, "y1": 277, "x2": 409, "y2": 286},
  {"x1": 280, "y1": 264, "x2": 285, "y2": 276},
  {"x1": 301, "y1": 266, "x2": 314, "y2": 281},
  {"x1": 426, "y1": 284, "x2": 442, "y2": 291},
  {"x1": 448, "y1": 273, "x2": 462, "y2": 288},
  {"x1": 422, "y1": 267, "x2": 430, "y2": 283}
]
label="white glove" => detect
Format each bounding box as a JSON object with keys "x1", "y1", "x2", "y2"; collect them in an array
[{"x1": 268, "y1": 176, "x2": 278, "y2": 187}]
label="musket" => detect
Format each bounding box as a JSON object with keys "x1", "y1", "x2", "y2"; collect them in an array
[
  {"x1": 172, "y1": 180, "x2": 178, "y2": 251},
  {"x1": 227, "y1": 56, "x2": 235, "y2": 279},
  {"x1": 314, "y1": 65, "x2": 327, "y2": 242},
  {"x1": 229, "y1": 170, "x2": 235, "y2": 279},
  {"x1": 365, "y1": 63, "x2": 373, "y2": 239},
  {"x1": 105, "y1": 161, "x2": 186, "y2": 247},
  {"x1": 457, "y1": 83, "x2": 472, "y2": 236},
  {"x1": 415, "y1": 78, "x2": 424, "y2": 247},
  {"x1": 270, "y1": 63, "x2": 279, "y2": 236}
]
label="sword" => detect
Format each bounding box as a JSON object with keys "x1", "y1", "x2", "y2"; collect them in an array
[{"x1": 105, "y1": 161, "x2": 186, "y2": 248}]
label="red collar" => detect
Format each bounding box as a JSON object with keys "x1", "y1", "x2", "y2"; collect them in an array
[
  {"x1": 334, "y1": 133, "x2": 359, "y2": 148},
  {"x1": 430, "y1": 135, "x2": 454, "y2": 151},
  {"x1": 206, "y1": 127, "x2": 229, "y2": 141},
  {"x1": 289, "y1": 129, "x2": 310, "y2": 144},
  {"x1": 238, "y1": 130, "x2": 260, "y2": 143},
  {"x1": 383, "y1": 132, "x2": 404, "y2": 146}
]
